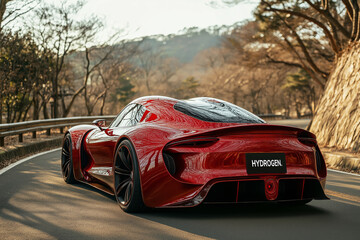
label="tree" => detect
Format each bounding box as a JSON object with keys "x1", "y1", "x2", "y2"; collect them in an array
[
  {"x1": 109, "y1": 64, "x2": 136, "y2": 113},
  {"x1": 0, "y1": 0, "x2": 139, "y2": 121},
  {"x1": 0, "y1": 0, "x2": 38, "y2": 32},
  {"x1": 136, "y1": 39, "x2": 163, "y2": 94},
  {"x1": 205, "y1": 21, "x2": 296, "y2": 114},
  {"x1": 80, "y1": 38, "x2": 141, "y2": 116},
  {"x1": 217, "y1": 0, "x2": 360, "y2": 153},
  {"x1": 30, "y1": 0, "x2": 101, "y2": 118},
  {"x1": 176, "y1": 76, "x2": 200, "y2": 99},
  {"x1": 0, "y1": 30, "x2": 50, "y2": 123},
  {"x1": 283, "y1": 69, "x2": 315, "y2": 117},
  {"x1": 0, "y1": 0, "x2": 40, "y2": 123}
]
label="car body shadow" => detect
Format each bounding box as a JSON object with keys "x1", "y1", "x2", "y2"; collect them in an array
[{"x1": 135, "y1": 201, "x2": 331, "y2": 219}]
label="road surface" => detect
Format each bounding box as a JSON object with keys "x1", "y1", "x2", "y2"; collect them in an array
[
  {"x1": 1, "y1": 149, "x2": 359, "y2": 240},
  {"x1": 1, "y1": 119, "x2": 359, "y2": 240},
  {"x1": 268, "y1": 119, "x2": 311, "y2": 129}
]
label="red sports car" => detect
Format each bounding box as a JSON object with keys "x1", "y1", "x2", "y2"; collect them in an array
[{"x1": 61, "y1": 96, "x2": 328, "y2": 212}]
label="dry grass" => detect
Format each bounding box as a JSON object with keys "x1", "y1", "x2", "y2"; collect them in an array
[{"x1": 0, "y1": 129, "x2": 67, "y2": 169}]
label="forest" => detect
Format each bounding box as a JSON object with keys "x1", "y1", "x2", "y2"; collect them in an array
[{"x1": 0, "y1": 0, "x2": 359, "y2": 153}]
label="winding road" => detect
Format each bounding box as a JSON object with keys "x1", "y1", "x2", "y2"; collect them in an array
[{"x1": 0, "y1": 119, "x2": 359, "y2": 240}]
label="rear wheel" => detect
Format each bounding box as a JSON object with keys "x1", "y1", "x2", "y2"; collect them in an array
[
  {"x1": 114, "y1": 140, "x2": 145, "y2": 213},
  {"x1": 61, "y1": 133, "x2": 76, "y2": 184}
]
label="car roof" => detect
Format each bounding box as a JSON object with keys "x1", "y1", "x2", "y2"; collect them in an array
[{"x1": 129, "y1": 96, "x2": 264, "y2": 127}]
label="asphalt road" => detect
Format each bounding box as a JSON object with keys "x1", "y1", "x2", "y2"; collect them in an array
[
  {"x1": 268, "y1": 119, "x2": 311, "y2": 129},
  {"x1": 1, "y1": 119, "x2": 359, "y2": 240},
  {"x1": 0, "y1": 149, "x2": 359, "y2": 240}
]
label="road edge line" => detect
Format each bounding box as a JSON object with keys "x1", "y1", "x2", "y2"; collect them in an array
[
  {"x1": 0, "y1": 148, "x2": 61, "y2": 175},
  {"x1": 328, "y1": 169, "x2": 360, "y2": 177}
]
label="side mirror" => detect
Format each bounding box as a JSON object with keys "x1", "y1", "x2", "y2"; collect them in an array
[{"x1": 92, "y1": 119, "x2": 106, "y2": 130}]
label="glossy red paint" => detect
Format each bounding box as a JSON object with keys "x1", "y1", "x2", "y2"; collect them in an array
[
  {"x1": 65, "y1": 96, "x2": 328, "y2": 208},
  {"x1": 65, "y1": 125, "x2": 97, "y2": 180}
]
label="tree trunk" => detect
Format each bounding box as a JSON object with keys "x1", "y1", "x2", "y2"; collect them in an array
[
  {"x1": 0, "y1": 95, "x2": 2, "y2": 124},
  {"x1": 33, "y1": 91, "x2": 40, "y2": 120},
  {"x1": 42, "y1": 102, "x2": 49, "y2": 119},
  {"x1": 295, "y1": 101, "x2": 302, "y2": 118},
  {"x1": 309, "y1": 43, "x2": 360, "y2": 153}
]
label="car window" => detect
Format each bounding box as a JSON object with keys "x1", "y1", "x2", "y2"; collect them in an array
[
  {"x1": 118, "y1": 104, "x2": 147, "y2": 127},
  {"x1": 119, "y1": 104, "x2": 138, "y2": 127},
  {"x1": 109, "y1": 104, "x2": 136, "y2": 128},
  {"x1": 173, "y1": 98, "x2": 265, "y2": 124},
  {"x1": 135, "y1": 105, "x2": 146, "y2": 122}
]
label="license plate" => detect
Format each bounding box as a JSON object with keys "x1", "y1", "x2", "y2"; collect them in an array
[{"x1": 246, "y1": 153, "x2": 287, "y2": 174}]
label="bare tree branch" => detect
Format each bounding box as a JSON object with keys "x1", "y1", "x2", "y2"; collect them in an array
[
  {"x1": 263, "y1": 5, "x2": 339, "y2": 53},
  {"x1": 282, "y1": 35, "x2": 326, "y2": 89},
  {"x1": 304, "y1": 0, "x2": 351, "y2": 39},
  {"x1": 342, "y1": 0, "x2": 354, "y2": 20}
]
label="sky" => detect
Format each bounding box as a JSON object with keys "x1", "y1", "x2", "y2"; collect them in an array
[{"x1": 77, "y1": 0, "x2": 258, "y2": 40}]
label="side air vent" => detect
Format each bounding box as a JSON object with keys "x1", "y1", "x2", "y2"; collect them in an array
[
  {"x1": 302, "y1": 179, "x2": 328, "y2": 199},
  {"x1": 166, "y1": 137, "x2": 219, "y2": 149},
  {"x1": 297, "y1": 131, "x2": 317, "y2": 146},
  {"x1": 163, "y1": 153, "x2": 176, "y2": 176},
  {"x1": 315, "y1": 146, "x2": 327, "y2": 178}
]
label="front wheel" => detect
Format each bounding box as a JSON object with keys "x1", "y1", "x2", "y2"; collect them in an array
[
  {"x1": 61, "y1": 133, "x2": 76, "y2": 184},
  {"x1": 114, "y1": 140, "x2": 145, "y2": 213}
]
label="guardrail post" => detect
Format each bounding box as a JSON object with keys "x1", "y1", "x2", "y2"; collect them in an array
[
  {"x1": 46, "y1": 129, "x2": 51, "y2": 136},
  {"x1": 0, "y1": 137, "x2": 4, "y2": 147},
  {"x1": 60, "y1": 127, "x2": 64, "y2": 134},
  {"x1": 32, "y1": 131, "x2": 36, "y2": 139},
  {"x1": 19, "y1": 133, "x2": 23, "y2": 142}
]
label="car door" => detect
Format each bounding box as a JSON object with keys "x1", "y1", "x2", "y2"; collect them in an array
[
  {"x1": 86, "y1": 104, "x2": 144, "y2": 168},
  {"x1": 86, "y1": 104, "x2": 136, "y2": 168}
]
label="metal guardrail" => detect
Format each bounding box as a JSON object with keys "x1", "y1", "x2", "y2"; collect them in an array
[
  {"x1": 0, "y1": 116, "x2": 116, "y2": 147},
  {"x1": 257, "y1": 114, "x2": 287, "y2": 120},
  {"x1": 258, "y1": 114, "x2": 313, "y2": 120},
  {"x1": 0, "y1": 114, "x2": 309, "y2": 147}
]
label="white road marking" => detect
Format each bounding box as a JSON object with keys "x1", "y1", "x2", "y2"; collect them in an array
[
  {"x1": 0, "y1": 148, "x2": 61, "y2": 175},
  {"x1": 328, "y1": 168, "x2": 360, "y2": 177}
]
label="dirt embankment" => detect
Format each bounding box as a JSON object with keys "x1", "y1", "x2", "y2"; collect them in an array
[{"x1": 0, "y1": 131, "x2": 64, "y2": 169}]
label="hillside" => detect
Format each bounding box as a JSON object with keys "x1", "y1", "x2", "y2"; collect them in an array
[{"x1": 137, "y1": 29, "x2": 222, "y2": 63}]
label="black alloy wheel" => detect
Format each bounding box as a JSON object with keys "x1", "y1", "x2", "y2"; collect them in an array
[
  {"x1": 114, "y1": 140, "x2": 145, "y2": 212},
  {"x1": 61, "y1": 133, "x2": 76, "y2": 183}
]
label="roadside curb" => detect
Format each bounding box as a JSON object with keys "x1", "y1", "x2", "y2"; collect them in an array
[
  {"x1": 0, "y1": 137, "x2": 63, "y2": 168},
  {"x1": 323, "y1": 151, "x2": 360, "y2": 174}
]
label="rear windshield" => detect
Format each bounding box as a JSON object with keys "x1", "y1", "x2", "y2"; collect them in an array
[{"x1": 174, "y1": 98, "x2": 265, "y2": 124}]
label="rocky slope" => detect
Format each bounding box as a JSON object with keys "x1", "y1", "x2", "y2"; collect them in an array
[{"x1": 310, "y1": 43, "x2": 360, "y2": 153}]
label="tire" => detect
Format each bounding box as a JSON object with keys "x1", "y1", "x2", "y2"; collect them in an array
[
  {"x1": 113, "y1": 140, "x2": 146, "y2": 213},
  {"x1": 61, "y1": 133, "x2": 76, "y2": 184}
]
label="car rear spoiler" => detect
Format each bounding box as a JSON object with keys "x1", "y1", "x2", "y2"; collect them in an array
[{"x1": 165, "y1": 124, "x2": 316, "y2": 148}]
